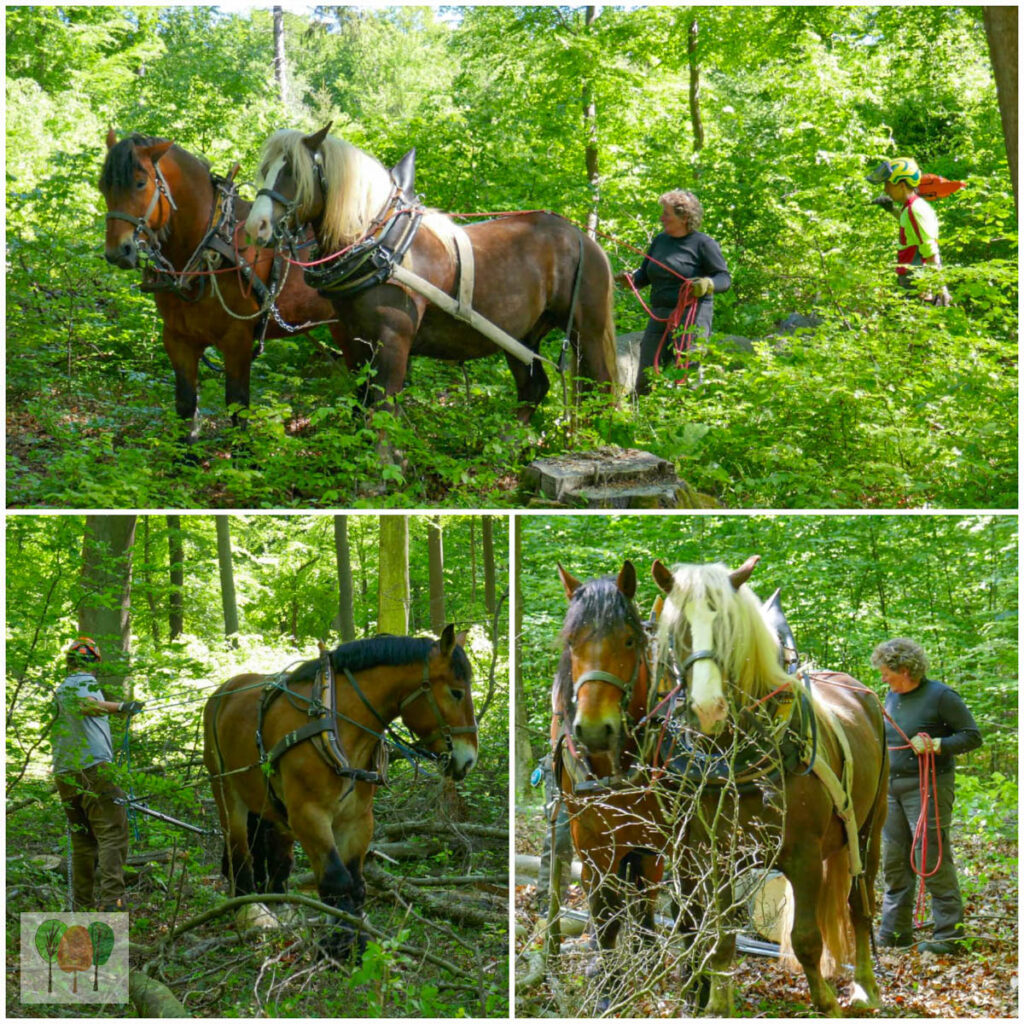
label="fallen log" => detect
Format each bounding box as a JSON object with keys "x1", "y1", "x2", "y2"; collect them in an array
[
  {"x1": 129, "y1": 973, "x2": 190, "y2": 1017},
  {"x1": 363, "y1": 861, "x2": 505, "y2": 927},
  {"x1": 379, "y1": 820, "x2": 506, "y2": 840}
]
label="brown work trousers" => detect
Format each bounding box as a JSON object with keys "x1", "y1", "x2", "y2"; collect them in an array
[{"x1": 55, "y1": 762, "x2": 128, "y2": 911}]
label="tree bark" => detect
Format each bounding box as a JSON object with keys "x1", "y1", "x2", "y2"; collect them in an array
[
  {"x1": 79, "y1": 515, "x2": 137, "y2": 694},
  {"x1": 214, "y1": 516, "x2": 239, "y2": 640},
  {"x1": 582, "y1": 6, "x2": 601, "y2": 238},
  {"x1": 378, "y1": 515, "x2": 409, "y2": 634},
  {"x1": 427, "y1": 517, "x2": 446, "y2": 634},
  {"x1": 982, "y1": 6, "x2": 1018, "y2": 214},
  {"x1": 142, "y1": 518, "x2": 159, "y2": 644},
  {"x1": 513, "y1": 517, "x2": 534, "y2": 801},
  {"x1": 481, "y1": 516, "x2": 496, "y2": 617},
  {"x1": 688, "y1": 17, "x2": 705, "y2": 154},
  {"x1": 166, "y1": 515, "x2": 184, "y2": 640},
  {"x1": 272, "y1": 5, "x2": 289, "y2": 107},
  {"x1": 333, "y1": 515, "x2": 356, "y2": 642}
]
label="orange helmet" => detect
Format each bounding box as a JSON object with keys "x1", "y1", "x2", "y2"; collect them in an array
[{"x1": 67, "y1": 637, "x2": 102, "y2": 662}]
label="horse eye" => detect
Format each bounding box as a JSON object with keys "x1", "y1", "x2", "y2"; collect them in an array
[
  {"x1": 135, "y1": 179, "x2": 147, "y2": 190},
  {"x1": 449, "y1": 688, "x2": 464, "y2": 702},
  {"x1": 625, "y1": 636, "x2": 635, "y2": 647}
]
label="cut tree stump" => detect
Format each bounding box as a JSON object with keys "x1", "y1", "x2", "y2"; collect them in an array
[{"x1": 522, "y1": 447, "x2": 714, "y2": 509}]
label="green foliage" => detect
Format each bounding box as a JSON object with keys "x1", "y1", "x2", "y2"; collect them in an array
[
  {"x1": 6, "y1": 5, "x2": 1016, "y2": 507},
  {"x1": 518, "y1": 514, "x2": 1018, "y2": 778}
]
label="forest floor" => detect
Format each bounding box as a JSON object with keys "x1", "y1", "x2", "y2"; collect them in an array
[
  {"x1": 514, "y1": 804, "x2": 1018, "y2": 1018},
  {"x1": 6, "y1": 764, "x2": 509, "y2": 1018}
]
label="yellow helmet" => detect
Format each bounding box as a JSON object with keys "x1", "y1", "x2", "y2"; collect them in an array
[{"x1": 887, "y1": 158, "x2": 922, "y2": 187}]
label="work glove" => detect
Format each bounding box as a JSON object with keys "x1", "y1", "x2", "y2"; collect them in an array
[
  {"x1": 871, "y1": 194, "x2": 896, "y2": 214},
  {"x1": 118, "y1": 700, "x2": 145, "y2": 715},
  {"x1": 910, "y1": 733, "x2": 940, "y2": 754},
  {"x1": 689, "y1": 277, "x2": 715, "y2": 298}
]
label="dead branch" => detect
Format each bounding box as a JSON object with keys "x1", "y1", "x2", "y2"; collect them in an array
[
  {"x1": 379, "y1": 819, "x2": 506, "y2": 840},
  {"x1": 364, "y1": 861, "x2": 506, "y2": 927},
  {"x1": 130, "y1": 972, "x2": 190, "y2": 1017}
]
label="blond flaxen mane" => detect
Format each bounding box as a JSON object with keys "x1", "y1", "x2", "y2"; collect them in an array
[
  {"x1": 656, "y1": 562, "x2": 792, "y2": 703},
  {"x1": 257, "y1": 129, "x2": 457, "y2": 259}
]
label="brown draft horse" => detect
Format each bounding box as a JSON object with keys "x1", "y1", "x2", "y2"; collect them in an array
[
  {"x1": 203, "y1": 627, "x2": 477, "y2": 956},
  {"x1": 652, "y1": 557, "x2": 888, "y2": 1016},
  {"x1": 551, "y1": 562, "x2": 669, "y2": 1012},
  {"x1": 244, "y1": 126, "x2": 619, "y2": 422},
  {"x1": 99, "y1": 130, "x2": 346, "y2": 444}
]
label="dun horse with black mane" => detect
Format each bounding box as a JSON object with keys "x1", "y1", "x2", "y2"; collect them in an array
[
  {"x1": 245, "y1": 126, "x2": 619, "y2": 422},
  {"x1": 203, "y1": 627, "x2": 477, "y2": 958}
]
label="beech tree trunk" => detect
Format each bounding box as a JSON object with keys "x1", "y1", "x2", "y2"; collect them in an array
[
  {"x1": 214, "y1": 516, "x2": 239, "y2": 640},
  {"x1": 427, "y1": 518, "x2": 446, "y2": 634},
  {"x1": 513, "y1": 517, "x2": 533, "y2": 800},
  {"x1": 481, "y1": 516, "x2": 496, "y2": 617},
  {"x1": 582, "y1": 5, "x2": 600, "y2": 238},
  {"x1": 378, "y1": 516, "x2": 409, "y2": 634},
  {"x1": 79, "y1": 515, "x2": 137, "y2": 694},
  {"x1": 166, "y1": 515, "x2": 184, "y2": 640},
  {"x1": 333, "y1": 515, "x2": 356, "y2": 642},
  {"x1": 982, "y1": 6, "x2": 1018, "y2": 214},
  {"x1": 272, "y1": 6, "x2": 289, "y2": 107},
  {"x1": 688, "y1": 17, "x2": 705, "y2": 154}
]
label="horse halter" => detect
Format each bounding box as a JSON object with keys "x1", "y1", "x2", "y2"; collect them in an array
[
  {"x1": 397, "y1": 657, "x2": 478, "y2": 755},
  {"x1": 106, "y1": 158, "x2": 178, "y2": 250},
  {"x1": 256, "y1": 153, "x2": 328, "y2": 242},
  {"x1": 572, "y1": 651, "x2": 645, "y2": 723}
]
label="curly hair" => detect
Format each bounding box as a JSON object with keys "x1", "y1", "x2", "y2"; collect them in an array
[
  {"x1": 870, "y1": 638, "x2": 929, "y2": 682},
  {"x1": 659, "y1": 190, "x2": 703, "y2": 231}
]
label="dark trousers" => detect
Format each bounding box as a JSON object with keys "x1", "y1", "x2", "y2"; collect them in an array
[
  {"x1": 55, "y1": 762, "x2": 128, "y2": 911},
  {"x1": 635, "y1": 303, "x2": 713, "y2": 394},
  {"x1": 536, "y1": 760, "x2": 572, "y2": 904},
  {"x1": 880, "y1": 772, "x2": 964, "y2": 941}
]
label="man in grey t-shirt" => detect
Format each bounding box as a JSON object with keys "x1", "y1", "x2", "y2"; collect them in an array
[{"x1": 53, "y1": 638, "x2": 143, "y2": 911}]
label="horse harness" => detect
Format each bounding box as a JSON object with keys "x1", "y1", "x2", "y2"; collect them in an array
[
  {"x1": 254, "y1": 647, "x2": 477, "y2": 820},
  {"x1": 107, "y1": 156, "x2": 289, "y2": 357}
]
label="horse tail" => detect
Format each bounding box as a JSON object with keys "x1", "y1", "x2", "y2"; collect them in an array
[
  {"x1": 588, "y1": 235, "x2": 620, "y2": 388},
  {"x1": 777, "y1": 847, "x2": 854, "y2": 977}
]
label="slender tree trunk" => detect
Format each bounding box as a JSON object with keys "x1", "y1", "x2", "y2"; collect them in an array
[
  {"x1": 982, "y1": 6, "x2": 1018, "y2": 214},
  {"x1": 79, "y1": 515, "x2": 137, "y2": 695},
  {"x1": 214, "y1": 516, "x2": 239, "y2": 640},
  {"x1": 481, "y1": 516, "x2": 496, "y2": 618},
  {"x1": 378, "y1": 516, "x2": 409, "y2": 634},
  {"x1": 469, "y1": 520, "x2": 478, "y2": 606},
  {"x1": 273, "y1": 6, "x2": 289, "y2": 107},
  {"x1": 142, "y1": 517, "x2": 159, "y2": 643},
  {"x1": 582, "y1": 6, "x2": 600, "y2": 238},
  {"x1": 427, "y1": 517, "x2": 446, "y2": 634},
  {"x1": 688, "y1": 17, "x2": 705, "y2": 154},
  {"x1": 513, "y1": 518, "x2": 533, "y2": 801},
  {"x1": 333, "y1": 516, "x2": 356, "y2": 642},
  {"x1": 166, "y1": 514, "x2": 184, "y2": 640}
]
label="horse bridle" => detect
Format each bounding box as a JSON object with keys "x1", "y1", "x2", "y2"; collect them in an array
[
  {"x1": 396, "y1": 657, "x2": 479, "y2": 755},
  {"x1": 105, "y1": 159, "x2": 179, "y2": 259},
  {"x1": 255, "y1": 152, "x2": 329, "y2": 243}
]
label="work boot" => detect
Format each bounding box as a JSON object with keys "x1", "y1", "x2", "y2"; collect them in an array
[
  {"x1": 877, "y1": 931, "x2": 914, "y2": 949},
  {"x1": 918, "y1": 938, "x2": 965, "y2": 956}
]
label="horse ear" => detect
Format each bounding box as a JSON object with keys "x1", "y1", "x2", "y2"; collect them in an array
[
  {"x1": 651, "y1": 559, "x2": 675, "y2": 596},
  {"x1": 729, "y1": 554, "x2": 761, "y2": 590},
  {"x1": 617, "y1": 560, "x2": 637, "y2": 600},
  {"x1": 147, "y1": 140, "x2": 174, "y2": 166},
  {"x1": 651, "y1": 593, "x2": 665, "y2": 623},
  {"x1": 106, "y1": 128, "x2": 118, "y2": 151},
  {"x1": 557, "y1": 564, "x2": 581, "y2": 599},
  {"x1": 302, "y1": 123, "x2": 333, "y2": 154},
  {"x1": 391, "y1": 148, "x2": 416, "y2": 203},
  {"x1": 454, "y1": 629, "x2": 468, "y2": 649},
  {"x1": 438, "y1": 623, "x2": 456, "y2": 658}
]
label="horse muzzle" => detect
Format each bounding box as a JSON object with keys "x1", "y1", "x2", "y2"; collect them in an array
[
  {"x1": 445, "y1": 743, "x2": 477, "y2": 781},
  {"x1": 105, "y1": 239, "x2": 139, "y2": 270},
  {"x1": 691, "y1": 696, "x2": 729, "y2": 737},
  {"x1": 573, "y1": 711, "x2": 623, "y2": 755}
]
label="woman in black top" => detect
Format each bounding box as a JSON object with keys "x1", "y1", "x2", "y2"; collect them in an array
[
  {"x1": 871, "y1": 637, "x2": 982, "y2": 955},
  {"x1": 616, "y1": 190, "x2": 731, "y2": 394}
]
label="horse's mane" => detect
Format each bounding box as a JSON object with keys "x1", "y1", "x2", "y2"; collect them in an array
[
  {"x1": 257, "y1": 128, "x2": 458, "y2": 259},
  {"x1": 553, "y1": 574, "x2": 645, "y2": 710},
  {"x1": 99, "y1": 133, "x2": 209, "y2": 192},
  {"x1": 656, "y1": 562, "x2": 790, "y2": 701},
  {"x1": 287, "y1": 634, "x2": 472, "y2": 686}
]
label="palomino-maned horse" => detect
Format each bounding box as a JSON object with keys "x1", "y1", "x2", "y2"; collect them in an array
[
  {"x1": 552, "y1": 562, "x2": 669, "y2": 1011},
  {"x1": 203, "y1": 627, "x2": 477, "y2": 956},
  {"x1": 244, "y1": 126, "x2": 619, "y2": 422},
  {"x1": 99, "y1": 131, "x2": 345, "y2": 444},
  {"x1": 651, "y1": 557, "x2": 888, "y2": 1016}
]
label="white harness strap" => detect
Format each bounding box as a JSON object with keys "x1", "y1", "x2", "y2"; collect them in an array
[
  {"x1": 807, "y1": 695, "x2": 863, "y2": 876},
  {"x1": 452, "y1": 223, "x2": 475, "y2": 317}
]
